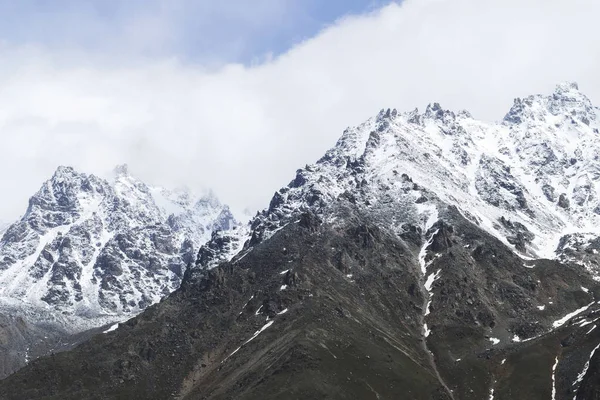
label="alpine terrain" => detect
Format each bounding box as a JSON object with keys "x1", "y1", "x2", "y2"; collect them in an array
[
  {"x1": 2, "y1": 83, "x2": 600, "y2": 399},
  {"x1": 0, "y1": 165, "x2": 238, "y2": 378}
]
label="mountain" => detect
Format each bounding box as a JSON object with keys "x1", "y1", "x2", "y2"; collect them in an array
[
  {"x1": 0, "y1": 165, "x2": 237, "y2": 377},
  {"x1": 197, "y1": 81, "x2": 600, "y2": 273},
  {"x1": 2, "y1": 83, "x2": 600, "y2": 399}
]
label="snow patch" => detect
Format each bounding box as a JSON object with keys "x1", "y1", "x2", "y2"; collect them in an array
[
  {"x1": 553, "y1": 302, "x2": 595, "y2": 328},
  {"x1": 418, "y1": 229, "x2": 439, "y2": 274},
  {"x1": 551, "y1": 356, "x2": 559, "y2": 400},
  {"x1": 103, "y1": 323, "x2": 119, "y2": 334},
  {"x1": 425, "y1": 269, "x2": 441, "y2": 292},
  {"x1": 586, "y1": 325, "x2": 596, "y2": 335},
  {"x1": 244, "y1": 320, "x2": 275, "y2": 346}
]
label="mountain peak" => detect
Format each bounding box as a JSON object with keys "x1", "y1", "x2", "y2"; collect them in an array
[
  {"x1": 194, "y1": 82, "x2": 600, "y2": 273},
  {"x1": 503, "y1": 81, "x2": 597, "y2": 125},
  {"x1": 0, "y1": 164, "x2": 237, "y2": 325},
  {"x1": 196, "y1": 189, "x2": 222, "y2": 209},
  {"x1": 113, "y1": 164, "x2": 130, "y2": 177},
  {"x1": 554, "y1": 81, "x2": 579, "y2": 93},
  {"x1": 51, "y1": 165, "x2": 79, "y2": 181}
]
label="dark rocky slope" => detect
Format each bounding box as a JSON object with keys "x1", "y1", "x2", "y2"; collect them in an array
[{"x1": 1, "y1": 205, "x2": 598, "y2": 399}]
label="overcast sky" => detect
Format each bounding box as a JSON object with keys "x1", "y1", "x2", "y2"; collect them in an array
[{"x1": 1, "y1": 0, "x2": 599, "y2": 221}]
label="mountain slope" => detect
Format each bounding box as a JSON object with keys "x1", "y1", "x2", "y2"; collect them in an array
[
  {"x1": 0, "y1": 165, "x2": 237, "y2": 377},
  {"x1": 2, "y1": 210, "x2": 598, "y2": 399},
  {"x1": 196, "y1": 82, "x2": 600, "y2": 275},
  {"x1": 2, "y1": 83, "x2": 600, "y2": 399}
]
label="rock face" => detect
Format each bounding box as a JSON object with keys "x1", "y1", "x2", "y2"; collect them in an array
[
  {"x1": 2, "y1": 83, "x2": 600, "y2": 399},
  {"x1": 195, "y1": 82, "x2": 600, "y2": 274},
  {"x1": 0, "y1": 165, "x2": 237, "y2": 377}
]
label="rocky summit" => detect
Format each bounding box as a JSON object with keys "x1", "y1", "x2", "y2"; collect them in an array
[
  {"x1": 1, "y1": 83, "x2": 600, "y2": 399},
  {"x1": 0, "y1": 165, "x2": 237, "y2": 378}
]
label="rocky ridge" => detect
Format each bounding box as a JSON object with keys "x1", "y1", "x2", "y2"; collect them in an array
[
  {"x1": 0, "y1": 164, "x2": 237, "y2": 324},
  {"x1": 195, "y1": 82, "x2": 600, "y2": 279},
  {"x1": 0, "y1": 165, "x2": 237, "y2": 377}
]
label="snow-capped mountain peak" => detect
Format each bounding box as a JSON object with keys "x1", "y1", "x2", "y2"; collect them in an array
[
  {"x1": 113, "y1": 163, "x2": 130, "y2": 177},
  {"x1": 0, "y1": 165, "x2": 237, "y2": 330},
  {"x1": 504, "y1": 81, "x2": 597, "y2": 126},
  {"x1": 194, "y1": 83, "x2": 600, "y2": 282}
]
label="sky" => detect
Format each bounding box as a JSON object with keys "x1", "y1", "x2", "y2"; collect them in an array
[{"x1": 0, "y1": 0, "x2": 599, "y2": 221}]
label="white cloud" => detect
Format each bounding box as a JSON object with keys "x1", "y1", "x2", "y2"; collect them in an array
[{"x1": 0, "y1": 0, "x2": 599, "y2": 222}]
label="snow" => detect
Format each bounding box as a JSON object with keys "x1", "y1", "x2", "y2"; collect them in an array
[
  {"x1": 424, "y1": 323, "x2": 431, "y2": 337},
  {"x1": 239, "y1": 296, "x2": 254, "y2": 314},
  {"x1": 149, "y1": 186, "x2": 188, "y2": 218},
  {"x1": 418, "y1": 230, "x2": 439, "y2": 274},
  {"x1": 279, "y1": 269, "x2": 290, "y2": 275},
  {"x1": 501, "y1": 359, "x2": 506, "y2": 365},
  {"x1": 280, "y1": 285, "x2": 288, "y2": 291},
  {"x1": 489, "y1": 338, "x2": 500, "y2": 345},
  {"x1": 425, "y1": 269, "x2": 441, "y2": 292},
  {"x1": 223, "y1": 320, "x2": 279, "y2": 363},
  {"x1": 243, "y1": 321, "x2": 275, "y2": 346},
  {"x1": 0, "y1": 223, "x2": 69, "y2": 300},
  {"x1": 551, "y1": 356, "x2": 559, "y2": 400},
  {"x1": 578, "y1": 318, "x2": 596, "y2": 328},
  {"x1": 424, "y1": 269, "x2": 441, "y2": 316},
  {"x1": 425, "y1": 300, "x2": 433, "y2": 316},
  {"x1": 572, "y1": 343, "x2": 600, "y2": 388},
  {"x1": 0, "y1": 165, "x2": 238, "y2": 335},
  {"x1": 586, "y1": 325, "x2": 596, "y2": 335},
  {"x1": 537, "y1": 305, "x2": 546, "y2": 311},
  {"x1": 416, "y1": 203, "x2": 439, "y2": 232},
  {"x1": 512, "y1": 335, "x2": 521, "y2": 343},
  {"x1": 581, "y1": 286, "x2": 589, "y2": 293},
  {"x1": 277, "y1": 308, "x2": 288, "y2": 315},
  {"x1": 226, "y1": 346, "x2": 242, "y2": 360},
  {"x1": 552, "y1": 302, "x2": 595, "y2": 328},
  {"x1": 103, "y1": 323, "x2": 119, "y2": 333}
]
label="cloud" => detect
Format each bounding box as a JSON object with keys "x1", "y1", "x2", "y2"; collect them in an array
[{"x1": 0, "y1": 0, "x2": 599, "y2": 222}]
